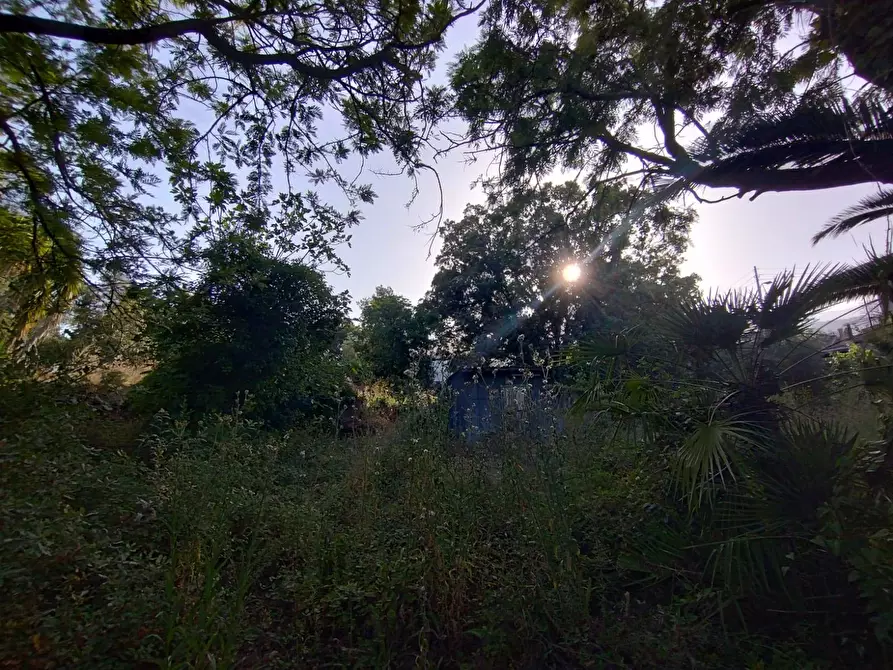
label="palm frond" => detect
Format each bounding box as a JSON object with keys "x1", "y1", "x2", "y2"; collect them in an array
[
  {"x1": 691, "y1": 99, "x2": 893, "y2": 182},
  {"x1": 756, "y1": 264, "x2": 838, "y2": 347},
  {"x1": 621, "y1": 518, "x2": 690, "y2": 582},
  {"x1": 702, "y1": 419, "x2": 859, "y2": 594},
  {"x1": 674, "y1": 412, "x2": 769, "y2": 511},
  {"x1": 760, "y1": 420, "x2": 860, "y2": 516},
  {"x1": 557, "y1": 332, "x2": 630, "y2": 368},
  {"x1": 660, "y1": 289, "x2": 753, "y2": 352},
  {"x1": 567, "y1": 365, "x2": 666, "y2": 444},
  {"x1": 814, "y1": 189, "x2": 893, "y2": 243},
  {"x1": 704, "y1": 511, "x2": 792, "y2": 594},
  {"x1": 806, "y1": 251, "x2": 893, "y2": 312}
]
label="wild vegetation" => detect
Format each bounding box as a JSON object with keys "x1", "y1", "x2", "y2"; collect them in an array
[{"x1": 2, "y1": 0, "x2": 893, "y2": 668}]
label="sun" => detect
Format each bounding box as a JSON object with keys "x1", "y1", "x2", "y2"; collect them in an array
[{"x1": 562, "y1": 263, "x2": 582, "y2": 283}]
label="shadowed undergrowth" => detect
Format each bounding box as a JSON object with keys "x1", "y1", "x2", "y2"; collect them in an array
[{"x1": 0, "y1": 379, "x2": 882, "y2": 669}]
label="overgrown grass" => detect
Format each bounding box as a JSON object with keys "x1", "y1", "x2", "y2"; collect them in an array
[{"x1": 0, "y1": 379, "x2": 884, "y2": 668}]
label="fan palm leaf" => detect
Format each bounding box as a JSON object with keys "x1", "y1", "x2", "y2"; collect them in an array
[
  {"x1": 705, "y1": 514, "x2": 791, "y2": 594},
  {"x1": 674, "y1": 407, "x2": 770, "y2": 512},
  {"x1": 557, "y1": 332, "x2": 630, "y2": 368},
  {"x1": 704, "y1": 420, "x2": 859, "y2": 594},
  {"x1": 659, "y1": 289, "x2": 753, "y2": 353},
  {"x1": 755, "y1": 264, "x2": 838, "y2": 347},
  {"x1": 756, "y1": 420, "x2": 859, "y2": 521},
  {"x1": 814, "y1": 189, "x2": 893, "y2": 243}
]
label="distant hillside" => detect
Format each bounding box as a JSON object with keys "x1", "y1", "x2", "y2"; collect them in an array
[{"x1": 814, "y1": 303, "x2": 878, "y2": 334}]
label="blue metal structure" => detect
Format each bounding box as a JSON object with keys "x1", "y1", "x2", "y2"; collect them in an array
[{"x1": 445, "y1": 367, "x2": 566, "y2": 442}]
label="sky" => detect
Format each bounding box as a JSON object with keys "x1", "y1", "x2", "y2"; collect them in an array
[
  {"x1": 318, "y1": 19, "x2": 890, "y2": 315},
  {"x1": 681, "y1": 183, "x2": 888, "y2": 289}
]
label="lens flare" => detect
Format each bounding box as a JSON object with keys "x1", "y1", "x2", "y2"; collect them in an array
[{"x1": 562, "y1": 263, "x2": 582, "y2": 283}]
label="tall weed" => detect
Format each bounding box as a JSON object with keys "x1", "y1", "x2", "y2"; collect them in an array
[{"x1": 2, "y1": 378, "x2": 882, "y2": 668}]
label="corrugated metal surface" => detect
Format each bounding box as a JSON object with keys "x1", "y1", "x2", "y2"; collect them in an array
[{"x1": 446, "y1": 369, "x2": 570, "y2": 442}]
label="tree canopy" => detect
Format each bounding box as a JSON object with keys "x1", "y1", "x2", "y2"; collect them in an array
[
  {"x1": 423, "y1": 181, "x2": 697, "y2": 364},
  {"x1": 0, "y1": 207, "x2": 81, "y2": 354},
  {"x1": 0, "y1": 0, "x2": 481, "y2": 287},
  {"x1": 355, "y1": 286, "x2": 430, "y2": 381},
  {"x1": 451, "y1": 0, "x2": 893, "y2": 200},
  {"x1": 138, "y1": 233, "x2": 349, "y2": 423}
]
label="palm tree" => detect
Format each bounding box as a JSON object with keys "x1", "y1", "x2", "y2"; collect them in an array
[
  {"x1": 567, "y1": 265, "x2": 887, "y2": 605},
  {"x1": 811, "y1": 251, "x2": 893, "y2": 317},
  {"x1": 692, "y1": 96, "x2": 893, "y2": 315},
  {"x1": 687, "y1": 98, "x2": 893, "y2": 194}
]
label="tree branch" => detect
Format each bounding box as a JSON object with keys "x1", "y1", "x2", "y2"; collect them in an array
[
  {"x1": 563, "y1": 82, "x2": 653, "y2": 104},
  {"x1": 597, "y1": 133, "x2": 675, "y2": 168},
  {"x1": 0, "y1": 11, "x2": 457, "y2": 81},
  {"x1": 0, "y1": 116, "x2": 86, "y2": 274},
  {"x1": 0, "y1": 13, "x2": 239, "y2": 46},
  {"x1": 683, "y1": 185, "x2": 744, "y2": 204},
  {"x1": 653, "y1": 100, "x2": 689, "y2": 161}
]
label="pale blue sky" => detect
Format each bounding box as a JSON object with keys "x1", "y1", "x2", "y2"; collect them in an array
[
  {"x1": 325, "y1": 19, "x2": 889, "y2": 311},
  {"x1": 332, "y1": 155, "x2": 889, "y2": 307}
]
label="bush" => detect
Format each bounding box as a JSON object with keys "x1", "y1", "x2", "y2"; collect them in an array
[{"x1": 134, "y1": 234, "x2": 350, "y2": 426}]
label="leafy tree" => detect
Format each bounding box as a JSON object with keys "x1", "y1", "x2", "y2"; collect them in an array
[
  {"x1": 423, "y1": 181, "x2": 697, "y2": 364},
  {"x1": 137, "y1": 233, "x2": 349, "y2": 425},
  {"x1": 37, "y1": 283, "x2": 153, "y2": 379},
  {"x1": 802, "y1": 0, "x2": 893, "y2": 93},
  {"x1": 339, "y1": 320, "x2": 370, "y2": 379},
  {"x1": 0, "y1": 0, "x2": 481, "y2": 288},
  {"x1": 451, "y1": 0, "x2": 892, "y2": 199},
  {"x1": 0, "y1": 207, "x2": 81, "y2": 355},
  {"x1": 355, "y1": 286, "x2": 430, "y2": 380}
]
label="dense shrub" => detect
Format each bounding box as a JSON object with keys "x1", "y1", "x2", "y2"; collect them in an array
[
  {"x1": 560, "y1": 275, "x2": 893, "y2": 664},
  {"x1": 135, "y1": 234, "x2": 350, "y2": 426}
]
